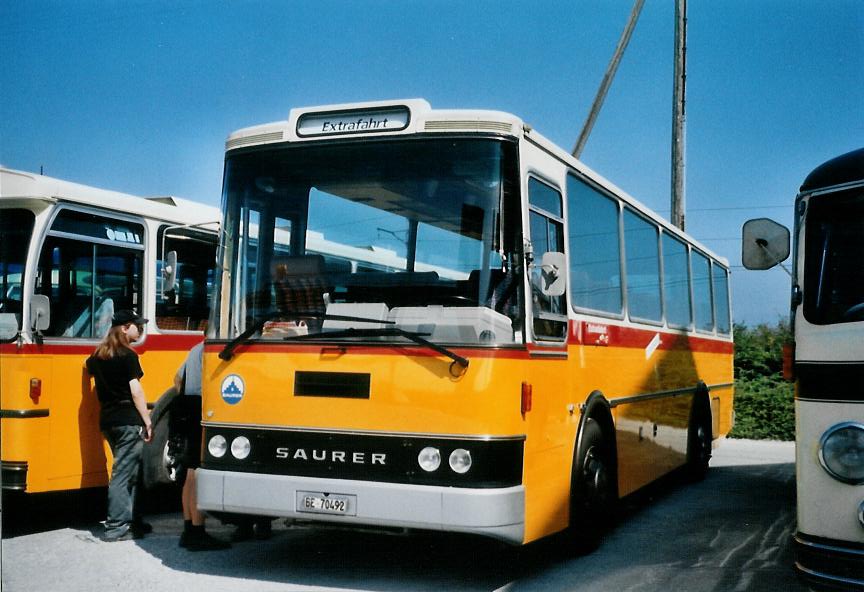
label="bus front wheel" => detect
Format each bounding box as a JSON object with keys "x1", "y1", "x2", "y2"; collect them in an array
[{"x1": 568, "y1": 417, "x2": 616, "y2": 553}]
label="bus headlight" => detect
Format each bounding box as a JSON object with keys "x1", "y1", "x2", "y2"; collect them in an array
[
  {"x1": 819, "y1": 422, "x2": 864, "y2": 484},
  {"x1": 208, "y1": 435, "x2": 228, "y2": 458},
  {"x1": 231, "y1": 436, "x2": 251, "y2": 460},
  {"x1": 449, "y1": 448, "x2": 472, "y2": 474},
  {"x1": 418, "y1": 447, "x2": 441, "y2": 472}
]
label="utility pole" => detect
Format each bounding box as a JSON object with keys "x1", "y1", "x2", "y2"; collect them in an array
[
  {"x1": 670, "y1": 0, "x2": 687, "y2": 230},
  {"x1": 572, "y1": 0, "x2": 645, "y2": 159}
]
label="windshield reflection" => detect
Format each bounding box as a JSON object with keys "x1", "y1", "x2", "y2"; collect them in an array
[
  {"x1": 214, "y1": 138, "x2": 523, "y2": 346},
  {"x1": 803, "y1": 190, "x2": 864, "y2": 324}
]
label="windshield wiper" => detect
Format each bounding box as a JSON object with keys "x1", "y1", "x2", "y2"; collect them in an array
[
  {"x1": 218, "y1": 312, "x2": 395, "y2": 361},
  {"x1": 219, "y1": 317, "x2": 269, "y2": 360},
  {"x1": 285, "y1": 327, "x2": 469, "y2": 371}
]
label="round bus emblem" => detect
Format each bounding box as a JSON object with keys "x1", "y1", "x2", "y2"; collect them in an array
[{"x1": 220, "y1": 374, "x2": 245, "y2": 405}]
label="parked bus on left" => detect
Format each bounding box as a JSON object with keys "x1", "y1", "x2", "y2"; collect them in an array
[{"x1": 0, "y1": 167, "x2": 218, "y2": 494}]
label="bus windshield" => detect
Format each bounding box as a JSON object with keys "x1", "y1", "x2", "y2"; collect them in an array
[
  {"x1": 803, "y1": 189, "x2": 864, "y2": 324},
  {"x1": 0, "y1": 209, "x2": 35, "y2": 340},
  {"x1": 214, "y1": 138, "x2": 523, "y2": 346}
]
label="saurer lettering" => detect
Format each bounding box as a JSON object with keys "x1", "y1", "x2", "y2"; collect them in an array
[{"x1": 275, "y1": 447, "x2": 386, "y2": 465}]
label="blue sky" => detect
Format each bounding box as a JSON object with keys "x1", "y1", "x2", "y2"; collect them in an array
[{"x1": 2, "y1": 0, "x2": 862, "y2": 326}]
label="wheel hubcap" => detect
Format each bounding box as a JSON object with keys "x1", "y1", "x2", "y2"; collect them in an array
[
  {"x1": 584, "y1": 447, "x2": 608, "y2": 505},
  {"x1": 697, "y1": 425, "x2": 710, "y2": 463}
]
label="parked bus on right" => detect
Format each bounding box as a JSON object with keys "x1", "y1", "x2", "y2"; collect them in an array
[{"x1": 743, "y1": 147, "x2": 864, "y2": 591}]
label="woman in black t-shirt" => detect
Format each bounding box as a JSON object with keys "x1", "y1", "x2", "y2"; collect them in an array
[{"x1": 86, "y1": 310, "x2": 153, "y2": 542}]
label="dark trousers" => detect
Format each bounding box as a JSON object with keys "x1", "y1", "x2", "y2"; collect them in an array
[{"x1": 102, "y1": 425, "x2": 143, "y2": 538}]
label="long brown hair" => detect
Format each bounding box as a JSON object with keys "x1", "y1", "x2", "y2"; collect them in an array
[{"x1": 93, "y1": 325, "x2": 134, "y2": 360}]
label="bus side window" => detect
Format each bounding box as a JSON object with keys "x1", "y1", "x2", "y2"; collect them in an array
[
  {"x1": 157, "y1": 226, "x2": 217, "y2": 332},
  {"x1": 712, "y1": 263, "x2": 731, "y2": 334},
  {"x1": 36, "y1": 209, "x2": 144, "y2": 339},
  {"x1": 662, "y1": 232, "x2": 692, "y2": 329},
  {"x1": 566, "y1": 174, "x2": 623, "y2": 317},
  {"x1": 691, "y1": 250, "x2": 715, "y2": 332},
  {"x1": 528, "y1": 177, "x2": 566, "y2": 340},
  {"x1": 623, "y1": 209, "x2": 662, "y2": 323},
  {"x1": 36, "y1": 230, "x2": 143, "y2": 339}
]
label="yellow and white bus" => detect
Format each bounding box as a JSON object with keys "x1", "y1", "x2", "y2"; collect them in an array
[
  {"x1": 0, "y1": 167, "x2": 218, "y2": 494},
  {"x1": 744, "y1": 147, "x2": 864, "y2": 589},
  {"x1": 197, "y1": 99, "x2": 734, "y2": 548}
]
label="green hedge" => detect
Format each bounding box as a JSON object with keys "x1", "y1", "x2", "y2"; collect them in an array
[{"x1": 727, "y1": 321, "x2": 795, "y2": 441}]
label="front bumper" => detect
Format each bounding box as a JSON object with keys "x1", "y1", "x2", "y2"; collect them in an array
[
  {"x1": 197, "y1": 468, "x2": 525, "y2": 544},
  {"x1": 795, "y1": 532, "x2": 864, "y2": 590}
]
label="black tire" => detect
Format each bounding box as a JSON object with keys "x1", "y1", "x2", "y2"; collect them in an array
[
  {"x1": 141, "y1": 388, "x2": 186, "y2": 489},
  {"x1": 685, "y1": 396, "x2": 712, "y2": 482},
  {"x1": 568, "y1": 417, "x2": 616, "y2": 553}
]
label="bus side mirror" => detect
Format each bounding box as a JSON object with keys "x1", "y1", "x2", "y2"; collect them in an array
[
  {"x1": 742, "y1": 218, "x2": 790, "y2": 270},
  {"x1": 535, "y1": 251, "x2": 567, "y2": 297},
  {"x1": 30, "y1": 294, "x2": 50, "y2": 332},
  {"x1": 162, "y1": 250, "x2": 178, "y2": 296}
]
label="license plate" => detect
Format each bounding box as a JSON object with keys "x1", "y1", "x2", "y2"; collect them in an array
[{"x1": 296, "y1": 491, "x2": 356, "y2": 516}]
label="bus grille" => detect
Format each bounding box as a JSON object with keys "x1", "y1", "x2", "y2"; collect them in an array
[
  {"x1": 226, "y1": 131, "x2": 285, "y2": 151},
  {"x1": 424, "y1": 120, "x2": 514, "y2": 133}
]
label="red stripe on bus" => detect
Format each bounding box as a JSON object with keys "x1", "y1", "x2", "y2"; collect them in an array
[
  {"x1": 0, "y1": 333, "x2": 204, "y2": 355},
  {"x1": 203, "y1": 342, "x2": 533, "y2": 360},
  {"x1": 570, "y1": 321, "x2": 733, "y2": 354},
  {"x1": 2, "y1": 324, "x2": 731, "y2": 357}
]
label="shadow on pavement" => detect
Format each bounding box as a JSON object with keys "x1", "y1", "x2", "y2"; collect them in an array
[
  {"x1": 2, "y1": 486, "x2": 180, "y2": 539},
  {"x1": 120, "y1": 460, "x2": 809, "y2": 592}
]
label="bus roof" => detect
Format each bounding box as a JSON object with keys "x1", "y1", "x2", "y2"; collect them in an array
[
  {"x1": 800, "y1": 147, "x2": 864, "y2": 193},
  {"x1": 225, "y1": 99, "x2": 729, "y2": 268},
  {"x1": 0, "y1": 167, "x2": 220, "y2": 227}
]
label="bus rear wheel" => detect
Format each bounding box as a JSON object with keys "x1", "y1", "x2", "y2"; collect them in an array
[
  {"x1": 568, "y1": 418, "x2": 616, "y2": 553},
  {"x1": 686, "y1": 400, "x2": 712, "y2": 482}
]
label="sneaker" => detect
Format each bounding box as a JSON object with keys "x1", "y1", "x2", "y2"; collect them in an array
[
  {"x1": 178, "y1": 530, "x2": 191, "y2": 548},
  {"x1": 105, "y1": 528, "x2": 134, "y2": 543},
  {"x1": 185, "y1": 531, "x2": 231, "y2": 552}
]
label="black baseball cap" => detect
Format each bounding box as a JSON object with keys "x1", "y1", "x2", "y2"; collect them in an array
[{"x1": 111, "y1": 310, "x2": 149, "y2": 327}]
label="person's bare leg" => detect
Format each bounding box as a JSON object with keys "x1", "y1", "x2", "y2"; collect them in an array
[{"x1": 188, "y1": 469, "x2": 204, "y2": 526}]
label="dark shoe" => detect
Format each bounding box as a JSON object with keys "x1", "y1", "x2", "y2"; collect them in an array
[
  {"x1": 231, "y1": 522, "x2": 254, "y2": 542},
  {"x1": 185, "y1": 531, "x2": 231, "y2": 552},
  {"x1": 178, "y1": 530, "x2": 191, "y2": 548},
  {"x1": 131, "y1": 521, "x2": 153, "y2": 539},
  {"x1": 254, "y1": 520, "x2": 272, "y2": 540}
]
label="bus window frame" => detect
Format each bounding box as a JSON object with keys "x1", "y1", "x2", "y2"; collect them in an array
[
  {"x1": 37, "y1": 205, "x2": 147, "y2": 341},
  {"x1": 689, "y1": 247, "x2": 716, "y2": 335},
  {"x1": 526, "y1": 173, "x2": 568, "y2": 343},
  {"x1": 156, "y1": 223, "x2": 218, "y2": 333},
  {"x1": 711, "y1": 261, "x2": 732, "y2": 335},
  {"x1": 566, "y1": 171, "x2": 626, "y2": 321},
  {"x1": 622, "y1": 206, "x2": 664, "y2": 328},
  {"x1": 659, "y1": 228, "x2": 693, "y2": 331}
]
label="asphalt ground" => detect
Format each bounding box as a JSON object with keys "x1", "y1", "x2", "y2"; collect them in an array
[{"x1": 1, "y1": 438, "x2": 810, "y2": 592}]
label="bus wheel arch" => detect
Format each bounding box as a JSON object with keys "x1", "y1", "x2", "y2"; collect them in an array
[
  {"x1": 685, "y1": 382, "x2": 713, "y2": 482},
  {"x1": 567, "y1": 391, "x2": 618, "y2": 553}
]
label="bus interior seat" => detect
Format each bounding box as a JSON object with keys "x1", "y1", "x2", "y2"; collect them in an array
[
  {"x1": 271, "y1": 254, "x2": 331, "y2": 317},
  {"x1": 155, "y1": 316, "x2": 208, "y2": 331}
]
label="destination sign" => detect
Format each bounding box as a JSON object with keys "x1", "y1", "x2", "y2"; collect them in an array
[{"x1": 297, "y1": 106, "x2": 410, "y2": 137}]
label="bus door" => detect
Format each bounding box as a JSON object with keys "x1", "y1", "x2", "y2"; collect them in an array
[
  {"x1": 33, "y1": 207, "x2": 145, "y2": 491},
  {"x1": 523, "y1": 172, "x2": 572, "y2": 536}
]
